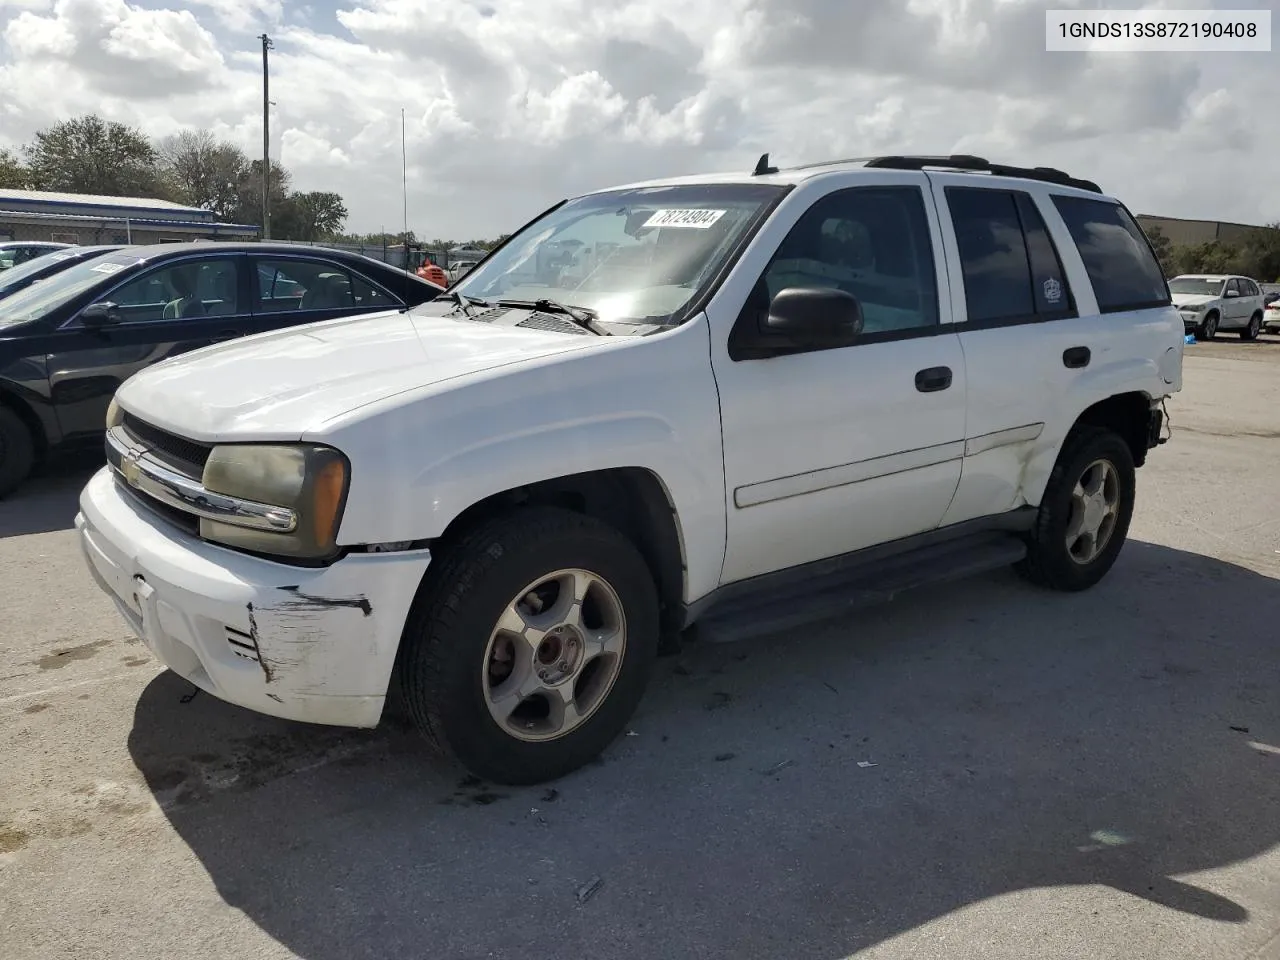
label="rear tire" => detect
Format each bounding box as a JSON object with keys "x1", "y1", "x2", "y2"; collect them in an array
[
  {"x1": 398, "y1": 506, "x2": 659, "y2": 785},
  {"x1": 1196, "y1": 312, "x2": 1219, "y2": 341},
  {"x1": 0, "y1": 406, "x2": 36, "y2": 499},
  {"x1": 1240, "y1": 312, "x2": 1262, "y2": 341},
  {"x1": 1016, "y1": 426, "x2": 1135, "y2": 592}
]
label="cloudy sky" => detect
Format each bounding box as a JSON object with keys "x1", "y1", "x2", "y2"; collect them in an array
[{"x1": 0, "y1": 0, "x2": 1275, "y2": 239}]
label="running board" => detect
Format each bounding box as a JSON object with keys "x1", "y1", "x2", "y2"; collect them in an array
[{"x1": 695, "y1": 532, "x2": 1028, "y2": 644}]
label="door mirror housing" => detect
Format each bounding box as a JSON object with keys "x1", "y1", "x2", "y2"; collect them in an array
[
  {"x1": 1223, "y1": 288, "x2": 1238, "y2": 299},
  {"x1": 763, "y1": 286, "x2": 864, "y2": 345},
  {"x1": 81, "y1": 301, "x2": 123, "y2": 327}
]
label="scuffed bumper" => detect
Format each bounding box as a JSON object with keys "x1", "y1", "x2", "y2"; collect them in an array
[{"x1": 76, "y1": 467, "x2": 431, "y2": 728}]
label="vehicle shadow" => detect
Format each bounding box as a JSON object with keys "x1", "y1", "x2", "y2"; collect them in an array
[
  {"x1": 127, "y1": 540, "x2": 1280, "y2": 959},
  {"x1": 0, "y1": 451, "x2": 103, "y2": 538}
]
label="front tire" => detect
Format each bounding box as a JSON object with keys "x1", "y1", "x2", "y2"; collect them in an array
[
  {"x1": 0, "y1": 406, "x2": 36, "y2": 499},
  {"x1": 1016, "y1": 426, "x2": 1136, "y2": 592},
  {"x1": 399, "y1": 506, "x2": 660, "y2": 785},
  {"x1": 1197, "y1": 312, "x2": 1219, "y2": 341},
  {"x1": 1241, "y1": 312, "x2": 1262, "y2": 341}
]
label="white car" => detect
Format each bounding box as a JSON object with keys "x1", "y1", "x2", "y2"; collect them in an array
[
  {"x1": 447, "y1": 260, "x2": 477, "y2": 283},
  {"x1": 77, "y1": 154, "x2": 1183, "y2": 784},
  {"x1": 1261, "y1": 284, "x2": 1280, "y2": 335},
  {"x1": 1168, "y1": 274, "x2": 1267, "y2": 341}
]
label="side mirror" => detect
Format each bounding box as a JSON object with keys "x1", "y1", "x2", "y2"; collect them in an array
[
  {"x1": 81, "y1": 301, "x2": 122, "y2": 327},
  {"x1": 763, "y1": 287, "x2": 863, "y2": 346},
  {"x1": 1223, "y1": 288, "x2": 1238, "y2": 298}
]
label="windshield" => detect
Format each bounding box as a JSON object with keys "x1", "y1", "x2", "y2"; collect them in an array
[
  {"x1": 1168, "y1": 277, "x2": 1225, "y2": 297},
  {"x1": 0, "y1": 251, "x2": 141, "y2": 326},
  {"x1": 450, "y1": 183, "x2": 787, "y2": 326},
  {"x1": 0, "y1": 248, "x2": 100, "y2": 299}
]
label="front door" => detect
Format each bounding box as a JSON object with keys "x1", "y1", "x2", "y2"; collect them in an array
[
  {"x1": 44, "y1": 253, "x2": 249, "y2": 440},
  {"x1": 709, "y1": 176, "x2": 967, "y2": 585}
]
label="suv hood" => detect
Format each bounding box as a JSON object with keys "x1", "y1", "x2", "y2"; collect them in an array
[
  {"x1": 115, "y1": 309, "x2": 600, "y2": 441},
  {"x1": 1173, "y1": 294, "x2": 1219, "y2": 308}
]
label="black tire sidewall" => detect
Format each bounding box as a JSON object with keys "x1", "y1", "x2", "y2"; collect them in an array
[
  {"x1": 1034, "y1": 430, "x2": 1136, "y2": 591},
  {"x1": 0, "y1": 407, "x2": 35, "y2": 498},
  {"x1": 407, "y1": 510, "x2": 659, "y2": 784}
]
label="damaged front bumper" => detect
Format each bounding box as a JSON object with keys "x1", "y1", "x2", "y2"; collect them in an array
[{"x1": 75, "y1": 467, "x2": 431, "y2": 727}]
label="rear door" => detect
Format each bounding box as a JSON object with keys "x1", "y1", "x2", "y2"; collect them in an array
[
  {"x1": 250, "y1": 255, "x2": 406, "y2": 334},
  {"x1": 927, "y1": 177, "x2": 1174, "y2": 525},
  {"x1": 44, "y1": 252, "x2": 251, "y2": 439}
]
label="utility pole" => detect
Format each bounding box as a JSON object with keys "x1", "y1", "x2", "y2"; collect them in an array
[{"x1": 259, "y1": 33, "x2": 274, "y2": 240}]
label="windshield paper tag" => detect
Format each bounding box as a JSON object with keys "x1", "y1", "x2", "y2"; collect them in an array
[
  {"x1": 91, "y1": 262, "x2": 126, "y2": 274},
  {"x1": 643, "y1": 208, "x2": 726, "y2": 229}
]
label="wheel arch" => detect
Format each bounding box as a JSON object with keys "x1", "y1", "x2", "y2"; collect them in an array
[
  {"x1": 427, "y1": 467, "x2": 688, "y2": 637},
  {"x1": 0, "y1": 385, "x2": 49, "y2": 460},
  {"x1": 1071, "y1": 391, "x2": 1153, "y2": 468}
]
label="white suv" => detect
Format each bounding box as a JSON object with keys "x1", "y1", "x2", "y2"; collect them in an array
[
  {"x1": 76, "y1": 154, "x2": 1183, "y2": 784},
  {"x1": 1169, "y1": 273, "x2": 1267, "y2": 341}
]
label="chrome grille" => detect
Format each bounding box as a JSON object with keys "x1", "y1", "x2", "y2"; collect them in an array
[{"x1": 120, "y1": 413, "x2": 210, "y2": 477}]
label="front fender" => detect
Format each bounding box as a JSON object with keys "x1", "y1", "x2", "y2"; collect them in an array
[{"x1": 322, "y1": 322, "x2": 728, "y2": 603}]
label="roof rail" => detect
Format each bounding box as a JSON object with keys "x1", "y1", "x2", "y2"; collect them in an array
[{"x1": 862, "y1": 155, "x2": 1103, "y2": 194}]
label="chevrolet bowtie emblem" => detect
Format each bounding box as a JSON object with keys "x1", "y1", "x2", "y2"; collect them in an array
[{"x1": 122, "y1": 450, "x2": 142, "y2": 487}]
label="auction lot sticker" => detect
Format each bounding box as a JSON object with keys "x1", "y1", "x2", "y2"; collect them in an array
[{"x1": 644, "y1": 209, "x2": 727, "y2": 229}]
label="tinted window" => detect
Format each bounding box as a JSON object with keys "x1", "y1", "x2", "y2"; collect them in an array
[
  {"x1": 947, "y1": 188, "x2": 1034, "y2": 322},
  {"x1": 1226, "y1": 279, "x2": 1240, "y2": 296},
  {"x1": 256, "y1": 259, "x2": 400, "y2": 313},
  {"x1": 1015, "y1": 194, "x2": 1075, "y2": 315},
  {"x1": 1051, "y1": 196, "x2": 1170, "y2": 311},
  {"x1": 760, "y1": 186, "x2": 939, "y2": 335},
  {"x1": 106, "y1": 258, "x2": 240, "y2": 322}
]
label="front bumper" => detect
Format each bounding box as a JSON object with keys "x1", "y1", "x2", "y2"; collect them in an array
[{"x1": 76, "y1": 467, "x2": 431, "y2": 727}]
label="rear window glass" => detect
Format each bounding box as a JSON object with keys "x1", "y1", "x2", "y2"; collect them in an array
[
  {"x1": 947, "y1": 188, "x2": 1034, "y2": 323},
  {"x1": 1051, "y1": 196, "x2": 1170, "y2": 312}
]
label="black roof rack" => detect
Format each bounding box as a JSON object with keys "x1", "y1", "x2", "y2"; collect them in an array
[{"x1": 862, "y1": 155, "x2": 1103, "y2": 194}]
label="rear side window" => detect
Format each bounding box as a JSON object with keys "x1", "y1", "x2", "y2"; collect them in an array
[
  {"x1": 947, "y1": 187, "x2": 1074, "y2": 324},
  {"x1": 256, "y1": 259, "x2": 402, "y2": 313},
  {"x1": 1051, "y1": 196, "x2": 1170, "y2": 312}
]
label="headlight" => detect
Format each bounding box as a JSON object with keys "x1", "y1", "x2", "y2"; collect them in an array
[
  {"x1": 1178, "y1": 304, "x2": 1200, "y2": 313},
  {"x1": 106, "y1": 397, "x2": 122, "y2": 429},
  {"x1": 200, "y1": 444, "x2": 350, "y2": 560}
]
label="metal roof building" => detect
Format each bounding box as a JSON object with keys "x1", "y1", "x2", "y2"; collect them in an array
[{"x1": 0, "y1": 188, "x2": 258, "y2": 246}]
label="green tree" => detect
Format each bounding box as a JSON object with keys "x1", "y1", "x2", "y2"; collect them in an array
[
  {"x1": 232, "y1": 158, "x2": 292, "y2": 231},
  {"x1": 1144, "y1": 226, "x2": 1175, "y2": 278},
  {"x1": 157, "y1": 130, "x2": 249, "y2": 220},
  {"x1": 23, "y1": 115, "x2": 162, "y2": 196},
  {"x1": 273, "y1": 191, "x2": 349, "y2": 241},
  {"x1": 0, "y1": 148, "x2": 29, "y2": 189},
  {"x1": 1238, "y1": 224, "x2": 1280, "y2": 283}
]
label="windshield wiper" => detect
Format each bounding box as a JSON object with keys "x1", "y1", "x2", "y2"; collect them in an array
[
  {"x1": 497, "y1": 298, "x2": 612, "y2": 336},
  {"x1": 433, "y1": 290, "x2": 490, "y2": 317}
]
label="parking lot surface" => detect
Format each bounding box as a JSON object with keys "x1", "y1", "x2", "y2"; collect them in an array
[{"x1": 2, "y1": 336, "x2": 1279, "y2": 960}]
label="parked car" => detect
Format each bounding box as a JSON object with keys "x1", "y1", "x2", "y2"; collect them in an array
[
  {"x1": 0, "y1": 242, "x2": 443, "y2": 495},
  {"x1": 0, "y1": 245, "x2": 125, "y2": 301},
  {"x1": 1168, "y1": 274, "x2": 1267, "y2": 341},
  {"x1": 1263, "y1": 285, "x2": 1280, "y2": 335},
  {"x1": 0, "y1": 241, "x2": 73, "y2": 271},
  {"x1": 77, "y1": 154, "x2": 1182, "y2": 785},
  {"x1": 448, "y1": 259, "x2": 479, "y2": 283}
]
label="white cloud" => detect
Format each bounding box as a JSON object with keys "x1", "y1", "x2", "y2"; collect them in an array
[{"x1": 0, "y1": 0, "x2": 1275, "y2": 238}]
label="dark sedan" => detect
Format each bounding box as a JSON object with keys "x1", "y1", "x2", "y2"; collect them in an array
[
  {"x1": 0, "y1": 245, "x2": 125, "y2": 302},
  {"x1": 0, "y1": 242, "x2": 444, "y2": 496}
]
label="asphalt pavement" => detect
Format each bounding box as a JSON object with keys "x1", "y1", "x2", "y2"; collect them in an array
[{"x1": 2, "y1": 335, "x2": 1279, "y2": 960}]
